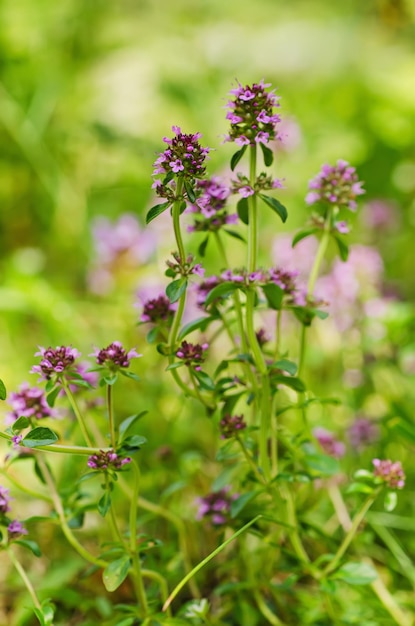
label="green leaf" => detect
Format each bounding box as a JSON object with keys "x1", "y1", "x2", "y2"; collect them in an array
[
  {"x1": 198, "y1": 235, "x2": 209, "y2": 257},
  {"x1": 304, "y1": 453, "x2": 340, "y2": 477},
  {"x1": 292, "y1": 228, "x2": 320, "y2": 247},
  {"x1": 102, "y1": 555, "x2": 131, "y2": 592},
  {"x1": 119, "y1": 370, "x2": 141, "y2": 382},
  {"x1": 46, "y1": 386, "x2": 61, "y2": 407},
  {"x1": 165, "y1": 362, "x2": 184, "y2": 370},
  {"x1": 15, "y1": 539, "x2": 42, "y2": 557},
  {"x1": 98, "y1": 490, "x2": 112, "y2": 517},
  {"x1": 0, "y1": 378, "x2": 6, "y2": 400},
  {"x1": 146, "y1": 201, "x2": 171, "y2": 224},
  {"x1": 204, "y1": 281, "x2": 240, "y2": 307},
  {"x1": 259, "y1": 194, "x2": 288, "y2": 223},
  {"x1": 193, "y1": 370, "x2": 215, "y2": 391},
  {"x1": 178, "y1": 316, "x2": 214, "y2": 341},
  {"x1": 333, "y1": 561, "x2": 378, "y2": 585},
  {"x1": 346, "y1": 482, "x2": 375, "y2": 495},
  {"x1": 260, "y1": 142, "x2": 274, "y2": 166},
  {"x1": 230, "y1": 491, "x2": 262, "y2": 518},
  {"x1": 262, "y1": 283, "x2": 284, "y2": 310},
  {"x1": 223, "y1": 229, "x2": 246, "y2": 243},
  {"x1": 273, "y1": 359, "x2": 298, "y2": 376},
  {"x1": 184, "y1": 179, "x2": 196, "y2": 203},
  {"x1": 333, "y1": 234, "x2": 349, "y2": 261},
  {"x1": 22, "y1": 427, "x2": 59, "y2": 448},
  {"x1": 384, "y1": 491, "x2": 398, "y2": 512},
  {"x1": 11, "y1": 416, "x2": 30, "y2": 432},
  {"x1": 119, "y1": 411, "x2": 148, "y2": 437},
  {"x1": 146, "y1": 326, "x2": 159, "y2": 344},
  {"x1": 230, "y1": 145, "x2": 247, "y2": 171},
  {"x1": 272, "y1": 375, "x2": 305, "y2": 392},
  {"x1": 237, "y1": 197, "x2": 249, "y2": 224},
  {"x1": 166, "y1": 278, "x2": 187, "y2": 304},
  {"x1": 120, "y1": 434, "x2": 147, "y2": 451}
]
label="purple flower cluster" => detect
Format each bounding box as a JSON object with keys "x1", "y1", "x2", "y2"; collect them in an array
[
  {"x1": 372, "y1": 459, "x2": 405, "y2": 489},
  {"x1": 6, "y1": 382, "x2": 56, "y2": 425},
  {"x1": 225, "y1": 80, "x2": 281, "y2": 146},
  {"x1": 166, "y1": 252, "x2": 205, "y2": 278},
  {"x1": 0, "y1": 485, "x2": 11, "y2": 514},
  {"x1": 306, "y1": 160, "x2": 365, "y2": 211},
  {"x1": 141, "y1": 295, "x2": 176, "y2": 324},
  {"x1": 31, "y1": 346, "x2": 79, "y2": 381},
  {"x1": 176, "y1": 340, "x2": 208, "y2": 371},
  {"x1": 196, "y1": 487, "x2": 238, "y2": 526},
  {"x1": 0, "y1": 486, "x2": 28, "y2": 541},
  {"x1": 313, "y1": 427, "x2": 345, "y2": 459},
  {"x1": 87, "y1": 449, "x2": 131, "y2": 471},
  {"x1": 219, "y1": 414, "x2": 247, "y2": 439},
  {"x1": 91, "y1": 342, "x2": 140, "y2": 370},
  {"x1": 152, "y1": 126, "x2": 210, "y2": 202},
  {"x1": 348, "y1": 417, "x2": 380, "y2": 449},
  {"x1": 186, "y1": 177, "x2": 238, "y2": 233},
  {"x1": 231, "y1": 171, "x2": 284, "y2": 198}
]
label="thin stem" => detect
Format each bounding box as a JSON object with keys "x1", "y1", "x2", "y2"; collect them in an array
[
  {"x1": 247, "y1": 145, "x2": 258, "y2": 273},
  {"x1": 61, "y1": 379, "x2": 93, "y2": 447},
  {"x1": 162, "y1": 515, "x2": 262, "y2": 612},
  {"x1": 35, "y1": 453, "x2": 107, "y2": 568},
  {"x1": 106, "y1": 384, "x2": 116, "y2": 449},
  {"x1": 367, "y1": 557, "x2": 413, "y2": 626},
  {"x1": 0, "y1": 430, "x2": 110, "y2": 456},
  {"x1": 321, "y1": 489, "x2": 381, "y2": 578},
  {"x1": 128, "y1": 459, "x2": 149, "y2": 617},
  {"x1": 172, "y1": 177, "x2": 186, "y2": 262},
  {"x1": 279, "y1": 484, "x2": 310, "y2": 564},
  {"x1": 236, "y1": 436, "x2": 267, "y2": 485},
  {"x1": 6, "y1": 546, "x2": 43, "y2": 612}
]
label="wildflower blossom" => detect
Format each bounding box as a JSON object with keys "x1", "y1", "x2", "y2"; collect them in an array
[
  {"x1": 7, "y1": 519, "x2": 28, "y2": 540},
  {"x1": 348, "y1": 417, "x2": 380, "y2": 449},
  {"x1": 176, "y1": 341, "x2": 208, "y2": 371},
  {"x1": 313, "y1": 427, "x2": 345, "y2": 459},
  {"x1": 225, "y1": 80, "x2": 282, "y2": 146},
  {"x1": 87, "y1": 449, "x2": 131, "y2": 471},
  {"x1": 166, "y1": 252, "x2": 205, "y2": 278},
  {"x1": 31, "y1": 346, "x2": 80, "y2": 381},
  {"x1": 196, "y1": 487, "x2": 238, "y2": 526},
  {"x1": 6, "y1": 382, "x2": 56, "y2": 424},
  {"x1": 231, "y1": 171, "x2": 284, "y2": 198},
  {"x1": 219, "y1": 414, "x2": 247, "y2": 439},
  {"x1": 372, "y1": 459, "x2": 405, "y2": 489},
  {"x1": 152, "y1": 127, "x2": 210, "y2": 202},
  {"x1": 91, "y1": 342, "x2": 141, "y2": 370},
  {"x1": 0, "y1": 486, "x2": 11, "y2": 514},
  {"x1": 141, "y1": 295, "x2": 176, "y2": 324},
  {"x1": 306, "y1": 160, "x2": 365, "y2": 211}
]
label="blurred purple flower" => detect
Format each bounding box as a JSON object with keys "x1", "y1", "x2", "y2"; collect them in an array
[
  {"x1": 306, "y1": 160, "x2": 365, "y2": 211},
  {"x1": 0, "y1": 486, "x2": 12, "y2": 514},
  {"x1": 313, "y1": 427, "x2": 345, "y2": 459},
  {"x1": 348, "y1": 417, "x2": 380, "y2": 449},
  {"x1": 6, "y1": 382, "x2": 56, "y2": 425},
  {"x1": 372, "y1": 459, "x2": 405, "y2": 489},
  {"x1": 87, "y1": 449, "x2": 131, "y2": 471},
  {"x1": 176, "y1": 341, "x2": 208, "y2": 371},
  {"x1": 362, "y1": 199, "x2": 400, "y2": 232},
  {"x1": 219, "y1": 414, "x2": 247, "y2": 439},
  {"x1": 196, "y1": 487, "x2": 238, "y2": 526},
  {"x1": 140, "y1": 295, "x2": 176, "y2": 324},
  {"x1": 8, "y1": 519, "x2": 28, "y2": 540}
]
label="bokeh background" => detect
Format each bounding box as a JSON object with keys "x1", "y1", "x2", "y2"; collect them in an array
[{"x1": 1, "y1": 1, "x2": 415, "y2": 623}]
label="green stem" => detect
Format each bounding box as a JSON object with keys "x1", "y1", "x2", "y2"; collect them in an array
[
  {"x1": 0, "y1": 431, "x2": 112, "y2": 456},
  {"x1": 141, "y1": 569, "x2": 171, "y2": 616},
  {"x1": 128, "y1": 459, "x2": 149, "y2": 617},
  {"x1": 236, "y1": 436, "x2": 266, "y2": 485},
  {"x1": 35, "y1": 453, "x2": 107, "y2": 568},
  {"x1": 321, "y1": 489, "x2": 381, "y2": 578},
  {"x1": 247, "y1": 145, "x2": 258, "y2": 273},
  {"x1": 162, "y1": 515, "x2": 262, "y2": 612},
  {"x1": 61, "y1": 379, "x2": 93, "y2": 447},
  {"x1": 280, "y1": 484, "x2": 311, "y2": 564},
  {"x1": 6, "y1": 546, "x2": 43, "y2": 613},
  {"x1": 106, "y1": 384, "x2": 116, "y2": 449},
  {"x1": 307, "y1": 207, "x2": 333, "y2": 297},
  {"x1": 172, "y1": 177, "x2": 186, "y2": 262}
]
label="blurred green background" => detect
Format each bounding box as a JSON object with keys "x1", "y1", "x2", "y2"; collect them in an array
[{"x1": 0, "y1": 0, "x2": 414, "y2": 405}]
